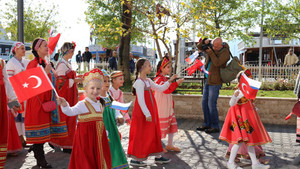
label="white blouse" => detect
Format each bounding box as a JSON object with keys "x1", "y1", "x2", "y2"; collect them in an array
[
  {"x1": 229, "y1": 89, "x2": 244, "y2": 107},
  {"x1": 6, "y1": 57, "x2": 29, "y2": 77},
  {"x1": 60, "y1": 97, "x2": 102, "y2": 116},
  {"x1": 56, "y1": 58, "x2": 74, "y2": 88},
  {"x1": 133, "y1": 78, "x2": 170, "y2": 118},
  {"x1": 109, "y1": 86, "x2": 124, "y2": 103},
  {"x1": 2, "y1": 60, "x2": 18, "y2": 102}
]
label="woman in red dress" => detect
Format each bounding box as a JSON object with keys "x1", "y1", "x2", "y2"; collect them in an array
[
  {"x1": 25, "y1": 38, "x2": 68, "y2": 168},
  {"x1": 219, "y1": 71, "x2": 272, "y2": 169},
  {"x1": 50, "y1": 42, "x2": 81, "y2": 153},
  {"x1": 128, "y1": 58, "x2": 176, "y2": 167},
  {"x1": 0, "y1": 58, "x2": 21, "y2": 168}
]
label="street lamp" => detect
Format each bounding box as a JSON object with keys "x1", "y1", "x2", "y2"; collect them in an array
[{"x1": 17, "y1": 0, "x2": 24, "y2": 43}]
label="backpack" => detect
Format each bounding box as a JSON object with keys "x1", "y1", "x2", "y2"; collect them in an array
[{"x1": 220, "y1": 51, "x2": 243, "y2": 84}]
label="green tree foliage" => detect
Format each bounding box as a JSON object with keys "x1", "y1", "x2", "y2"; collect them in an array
[
  {"x1": 192, "y1": 0, "x2": 260, "y2": 42},
  {"x1": 1, "y1": 0, "x2": 58, "y2": 43},
  {"x1": 263, "y1": 0, "x2": 300, "y2": 40},
  {"x1": 85, "y1": 0, "x2": 148, "y2": 49}
]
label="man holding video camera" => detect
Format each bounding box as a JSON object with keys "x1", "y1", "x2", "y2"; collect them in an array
[{"x1": 196, "y1": 37, "x2": 230, "y2": 134}]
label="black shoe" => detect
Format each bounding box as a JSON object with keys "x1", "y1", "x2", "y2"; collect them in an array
[
  {"x1": 63, "y1": 149, "x2": 72, "y2": 154},
  {"x1": 196, "y1": 126, "x2": 211, "y2": 131},
  {"x1": 205, "y1": 128, "x2": 220, "y2": 134},
  {"x1": 37, "y1": 161, "x2": 52, "y2": 168},
  {"x1": 130, "y1": 160, "x2": 147, "y2": 167},
  {"x1": 155, "y1": 157, "x2": 171, "y2": 164}
]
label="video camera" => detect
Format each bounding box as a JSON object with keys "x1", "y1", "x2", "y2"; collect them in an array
[{"x1": 200, "y1": 38, "x2": 213, "y2": 51}]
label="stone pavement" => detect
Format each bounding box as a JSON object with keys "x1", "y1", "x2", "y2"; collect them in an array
[{"x1": 5, "y1": 119, "x2": 300, "y2": 169}]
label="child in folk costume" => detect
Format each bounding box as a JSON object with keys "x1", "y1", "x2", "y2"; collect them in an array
[
  {"x1": 26, "y1": 38, "x2": 68, "y2": 168},
  {"x1": 0, "y1": 58, "x2": 21, "y2": 169},
  {"x1": 219, "y1": 71, "x2": 272, "y2": 169},
  {"x1": 128, "y1": 58, "x2": 177, "y2": 167},
  {"x1": 6, "y1": 42, "x2": 29, "y2": 147},
  {"x1": 100, "y1": 69, "x2": 129, "y2": 169},
  {"x1": 224, "y1": 69, "x2": 269, "y2": 165},
  {"x1": 50, "y1": 42, "x2": 81, "y2": 153},
  {"x1": 109, "y1": 71, "x2": 131, "y2": 125},
  {"x1": 57, "y1": 68, "x2": 111, "y2": 169},
  {"x1": 153, "y1": 56, "x2": 184, "y2": 152}
]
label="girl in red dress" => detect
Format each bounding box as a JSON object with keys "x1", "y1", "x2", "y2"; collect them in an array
[
  {"x1": 57, "y1": 68, "x2": 111, "y2": 169},
  {"x1": 219, "y1": 71, "x2": 272, "y2": 169},
  {"x1": 0, "y1": 58, "x2": 21, "y2": 169},
  {"x1": 50, "y1": 42, "x2": 81, "y2": 153},
  {"x1": 153, "y1": 56, "x2": 184, "y2": 153},
  {"x1": 26, "y1": 38, "x2": 68, "y2": 168},
  {"x1": 128, "y1": 58, "x2": 176, "y2": 167}
]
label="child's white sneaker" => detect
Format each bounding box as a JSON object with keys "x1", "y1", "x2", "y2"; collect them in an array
[
  {"x1": 227, "y1": 162, "x2": 243, "y2": 169},
  {"x1": 252, "y1": 163, "x2": 270, "y2": 169}
]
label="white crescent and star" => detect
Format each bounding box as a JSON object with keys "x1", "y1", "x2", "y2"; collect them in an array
[
  {"x1": 22, "y1": 76, "x2": 42, "y2": 89},
  {"x1": 241, "y1": 83, "x2": 249, "y2": 94}
]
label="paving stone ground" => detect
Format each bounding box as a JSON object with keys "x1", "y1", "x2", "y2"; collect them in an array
[{"x1": 5, "y1": 119, "x2": 300, "y2": 169}]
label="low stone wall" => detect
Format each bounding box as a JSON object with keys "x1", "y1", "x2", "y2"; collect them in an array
[{"x1": 123, "y1": 93, "x2": 297, "y2": 125}]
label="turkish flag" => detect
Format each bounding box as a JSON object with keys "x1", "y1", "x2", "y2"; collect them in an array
[
  {"x1": 48, "y1": 33, "x2": 61, "y2": 55},
  {"x1": 9, "y1": 67, "x2": 53, "y2": 103},
  {"x1": 185, "y1": 59, "x2": 203, "y2": 76},
  {"x1": 239, "y1": 73, "x2": 261, "y2": 99}
]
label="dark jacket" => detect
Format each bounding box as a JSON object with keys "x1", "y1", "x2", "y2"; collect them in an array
[
  {"x1": 83, "y1": 51, "x2": 92, "y2": 62},
  {"x1": 76, "y1": 54, "x2": 82, "y2": 63},
  {"x1": 108, "y1": 57, "x2": 118, "y2": 70},
  {"x1": 204, "y1": 43, "x2": 230, "y2": 85},
  {"x1": 129, "y1": 59, "x2": 135, "y2": 73}
]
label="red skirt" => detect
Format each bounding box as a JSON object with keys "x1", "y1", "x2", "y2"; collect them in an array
[
  {"x1": 7, "y1": 112, "x2": 22, "y2": 153},
  {"x1": 0, "y1": 84, "x2": 8, "y2": 168},
  {"x1": 69, "y1": 121, "x2": 111, "y2": 169},
  {"x1": 219, "y1": 101, "x2": 272, "y2": 146},
  {"x1": 127, "y1": 90, "x2": 163, "y2": 161}
]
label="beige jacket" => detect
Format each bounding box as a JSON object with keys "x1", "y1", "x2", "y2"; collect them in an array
[{"x1": 284, "y1": 53, "x2": 298, "y2": 66}]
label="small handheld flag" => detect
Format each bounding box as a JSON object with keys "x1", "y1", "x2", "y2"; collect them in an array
[
  {"x1": 185, "y1": 59, "x2": 203, "y2": 76},
  {"x1": 111, "y1": 101, "x2": 132, "y2": 113},
  {"x1": 185, "y1": 51, "x2": 199, "y2": 64},
  {"x1": 239, "y1": 73, "x2": 261, "y2": 99}
]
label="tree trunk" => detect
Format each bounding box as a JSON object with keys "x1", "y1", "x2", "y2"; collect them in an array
[
  {"x1": 151, "y1": 22, "x2": 163, "y2": 60},
  {"x1": 118, "y1": 0, "x2": 132, "y2": 86}
]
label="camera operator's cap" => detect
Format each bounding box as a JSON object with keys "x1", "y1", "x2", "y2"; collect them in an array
[
  {"x1": 156, "y1": 56, "x2": 171, "y2": 76},
  {"x1": 82, "y1": 68, "x2": 104, "y2": 86},
  {"x1": 111, "y1": 71, "x2": 123, "y2": 78}
]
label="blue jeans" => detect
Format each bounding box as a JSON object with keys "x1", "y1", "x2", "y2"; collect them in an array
[{"x1": 202, "y1": 81, "x2": 222, "y2": 129}]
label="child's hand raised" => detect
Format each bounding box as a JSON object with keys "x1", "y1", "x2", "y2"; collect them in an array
[
  {"x1": 176, "y1": 78, "x2": 184, "y2": 85},
  {"x1": 234, "y1": 90, "x2": 240, "y2": 97},
  {"x1": 57, "y1": 97, "x2": 67, "y2": 107},
  {"x1": 146, "y1": 116, "x2": 152, "y2": 122},
  {"x1": 169, "y1": 74, "x2": 178, "y2": 83}
]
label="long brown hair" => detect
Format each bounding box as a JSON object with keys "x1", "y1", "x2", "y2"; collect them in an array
[
  {"x1": 132, "y1": 58, "x2": 148, "y2": 96},
  {"x1": 32, "y1": 38, "x2": 46, "y2": 67}
]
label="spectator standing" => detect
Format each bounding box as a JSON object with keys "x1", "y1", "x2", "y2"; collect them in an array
[
  {"x1": 75, "y1": 50, "x2": 82, "y2": 72},
  {"x1": 109, "y1": 51, "x2": 118, "y2": 70},
  {"x1": 129, "y1": 52, "x2": 135, "y2": 74},
  {"x1": 82, "y1": 47, "x2": 92, "y2": 72},
  {"x1": 196, "y1": 37, "x2": 230, "y2": 134},
  {"x1": 284, "y1": 48, "x2": 298, "y2": 66}
]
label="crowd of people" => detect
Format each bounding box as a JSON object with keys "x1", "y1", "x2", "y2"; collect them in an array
[{"x1": 1, "y1": 37, "x2": 299, "y2": 169}]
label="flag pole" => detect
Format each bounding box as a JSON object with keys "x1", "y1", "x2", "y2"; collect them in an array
[{"x1": 40, "y1": 67, "x2": 59, "y2": 98}]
